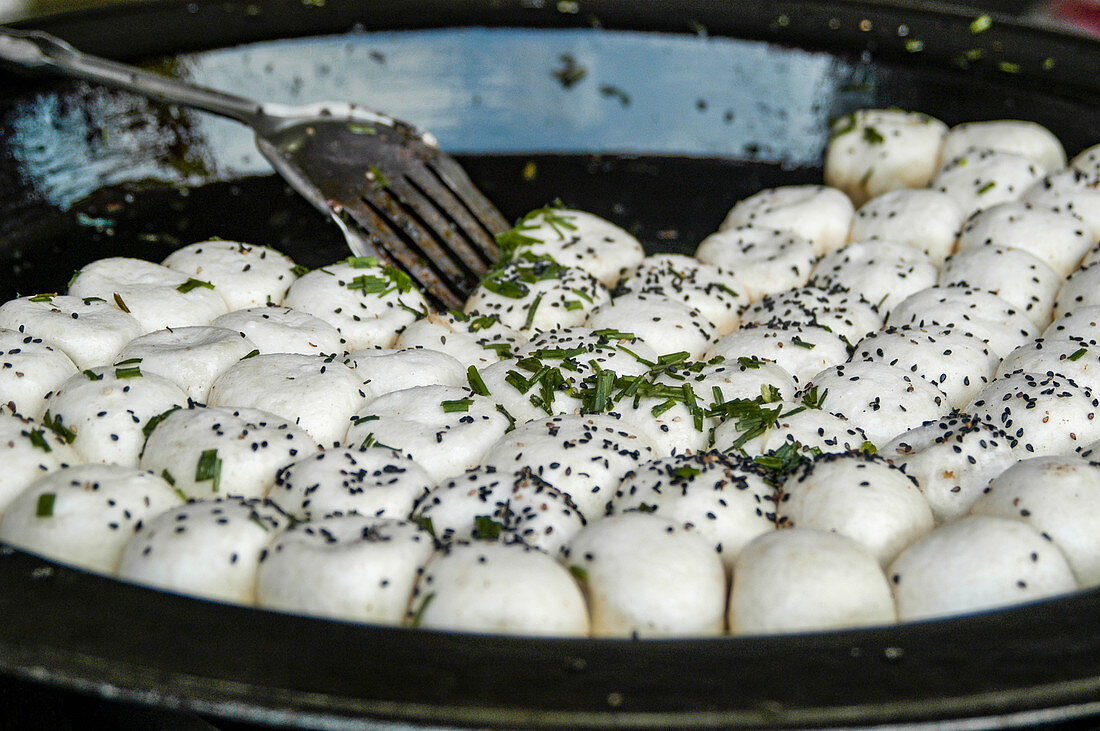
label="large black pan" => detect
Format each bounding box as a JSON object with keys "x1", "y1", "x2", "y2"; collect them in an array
[{"x1": 2, "y1": 1, "x2": 1100, "y2": 728}]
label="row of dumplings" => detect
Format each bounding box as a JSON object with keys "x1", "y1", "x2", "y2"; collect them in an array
[{"x1": 0, "y1": 110, "x2": 1098, "y2": 636}]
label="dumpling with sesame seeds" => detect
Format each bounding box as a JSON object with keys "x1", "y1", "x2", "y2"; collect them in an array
[
  {"x1": 281, "y1": 257, "x2": 428, "y2": 350},
  {"x1": 116, "y1": 496, "x2": 287, "y2": 604},
  {"x1": 212, "y1": 307, "x2": 344, "y2": 357},
  {"x1": 710, "y1": 398, "x2": 869, "y2": 458},
  {"x1": 955, "y1": 201, "x2": 1091, "y2": 278},
  {"x1": 932, "y1": 149, "x2": 1043, "y2": 217},
  {"x1": 0, "y1": 294, "x2": 143, "y2": 370},
  {"x1": 516, "y1": 327, "x2": 660, "y2": 379},
  {"x1": 474, "y1": 357, "x2": 584, "y2": 425},
  {"x1": 796, "y1": 361, "x2": 949, "y2": 447},
  {"x1": 464, "y1": 258, "x2": 610, "y2": 334},
  {"x1": 256, "y1": 516, "x2": 434, "y2": 625},
  {"x1": 113, "y1": 326, "x2": 258, "y2": 402},
  {"x1": 271, "y1": 447, "x2": 431, "y2": 521},
  {"x1": 42, "y1": 364, "x2": 188, "y2": 467},
  {"x1": 656, "y1": 356, "x2": 797, "y2": 405},
  {"x1": 1054, "y1": 264, "x2": 1100, "y2": 318},
  {"x1": 207, "y1": 353, "x2": 367, "y2": 447},
  {"x1": 395, "y1": 310, "x2": 527, "y2": 366},
  {"x1": 777, "y1": 452, "x2": 934, "y2": 567},
  {"x1": 0, "y1": 464, "x2": 182, "y2": 575},
  {"x1": 971, "y1": 455, "x2": 1100, "y2": 587},
  {"x1": 694, "y1": 226, "x2": 815, "y2": 301},
  {"x1": 409, "y1": 540, "x2": 589, "y2": 637},
  {"x1": 0, "y1": 327, "x2": 79, "y2": 419},
  {"x1": 808, "y1": 239, "x2": 938, "y2": 315},
  {"x1": 608, "y1": 451, "x2": 776, "y2": 568},
  {"x1": 851, "y1": 326, "x2": 998, "y2": 411},
  {"x1": 411, "y1": 466, "x2": 586, "y2": 556},
  {"x1": 585, "y1": 293, "x2": 715, "y2": 360},
  {"x1": 880, "y1": 414, "x2": 1020, "y2": 524},
  {"x1": 345, "y1": 347, "x2": 467, "y2": 401},
  {"x1": 719, "y1": 184, "x2": 854, "y2": 256},
  {"x1": 478, "y1": 414, "x2": 656, "y2": 518},
  {"x1": 1021, "y1": 168, "x2": 1100, "y2": 243},
  {"x1": 887, "y1": 286, "x2": 1040, "y2": 360},
  {"x1": 849, "y1": 188, "x2": 965, "y2": 266},
  {"x1": 888, "y1": 515, "x2": 1076, "y2": 622},
  {"x1": 823, "y1": 108, "x2": 948, "y2": 205},
  {"x1": 0, "y1": 411, "x2": 82, "y2": 517},
  {"x1": 499, "y1": 207, "x2": 645, "y2": 288},
  {"x1": 67, "y1": 257, "x2": 229, "y2": 333},
  {"x1": 728, "y1": 528, "x2": 896, "y2": 635},
  {"x1": 938, "y1": 245, "x2": 1061, "y2": 329},
  {"x1": 704, "y1": 323, "x2": 850, "y2": 387},
  {"x1": 969, "y1": 371, "x2": 1100, "y2": 457},
  {"x1": 161, "y1": 239, "x2": 301, "y2": 309},
  {"x1": 996, "y1": 339, "x2": 1100, "y2": 395},
  {"x1": 940, "y1": 119, "x2": 1067, "y2": 174},
  {"x1": 139, "y1": 405, "x2": 316, "y2": 501},
  {"x1": 1044, "y1": 306, "x2": 1100, "y2": 345},
  {"x1": 1071, "y1": 142, "x2": 1100, "y2": 177},
  {"x1": 615, "y1": 254, "x2": 749, "y2": 335},
  {"x1": 344, "y1": 385, "x2": 510, "y2": 484},
  {"x1": 562, "y1": 512, "x2": 726, "y2": 637},
  {"x1": 739, "y1": 285, "x2": 883, "y2": 346}
]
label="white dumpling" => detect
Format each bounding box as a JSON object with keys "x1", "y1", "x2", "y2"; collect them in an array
[
  {"x1": 281, "y1": 258, "x2": 428, "y2": 349},
  {"x1": 0, "y1": 294, "x2": 143, "y2": 369},
  {"x1": 888, "y1": 515, "x2": 1076, "y2": 622},
  {"x1": 971, "y1": 456, "x2": 1100, "y2": 587},
  {"x1": 207, "y1": 353, "x2": 367, "y2": 446},
  {"x1": 778, "y1": 452, "x2": 934, "y2": 566},
  {"x1": 0, "y1": 464, "x2": 182, "y2": 574},
  {"x1": 212, "y1": 306, "x2": 344, "y2": 356},
  {"x1": 881, "y1": 414, "x2": 1020, "y2": 524},
  {"x1": 256, "y1": 516, "x2": 434, "y2": 624},
  {"x1": 114, "y1": 326, "x2": 258, "y2": 402},
  {"x1": 67, "y1": 256, "x2": 229, "y2": 333},
  {"x1": 161, "y1": 239, "x2": 300, "y2": 309},
  {"x1": 729, "y1": 528, "x2": 896, "y2": 635},
  {"x1": 116, "y1": 496, "x2": 287, "y2": 604},
  {"x1": 410, "y1": 540, "x2": 589, "y2": 636},
  {"x1": 824, "y1": 108, "x2": 948, "y2": 205},
  {"x1": 0, "y1": 327, "x2": 79, "y2": 419},
  {"x1": 271, "y1": 446, "x2": 431, "y2": 521},
  {"x1": 562, "y1": 512, "x2": 726, "y2": 637},
  {"x1": 139, "y1": 405, "x2": 315, "y2": 500},
  {"x1": 719, "y1": 185, "x2": 854, "y2": 256}
]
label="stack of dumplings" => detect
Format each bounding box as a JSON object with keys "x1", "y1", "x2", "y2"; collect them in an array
[{"x1": 1, "y1": 110, "x2": 1099, "y2": 638}]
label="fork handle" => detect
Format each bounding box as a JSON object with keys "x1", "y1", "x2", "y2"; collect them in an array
[{"x1": 0, "y1": 26, "x2": 272, "y2": 130}]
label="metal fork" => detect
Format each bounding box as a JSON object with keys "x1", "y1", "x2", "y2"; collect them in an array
[{"x1": 0, "y1": 27, "x2": 507, "y2": 309}]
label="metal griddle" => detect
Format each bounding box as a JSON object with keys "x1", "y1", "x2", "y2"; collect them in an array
[{"x1": 1, "y1": 1, "x2": 1100, "y2": 727}]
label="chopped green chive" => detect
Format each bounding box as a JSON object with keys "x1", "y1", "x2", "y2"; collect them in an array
[
  {"x1": 195, "y1": 449, "x2": 223, "y2": 492},
  {"x1": 112, "y1": 293, "x2": 131, "y2": 313},
  {"x1": 27, "y1": 429, "x2": 51, "y2": 453},
  {"x1": 441, "y1": 398, "x2": 474, "y2": 413},
  {"x1": 474, "y1": 515, "x2": 504, "y2": 540},
  {"x1": 1068, "y1": 347, "x2": 1089, "y2": 362},
  {"x1": 290, "y1": 264, "x2": 311, "y2": 277},
  {"x1": 41, "y1": 411, "x2": 76, "y2": 444},
  {"x1": 466, "y1": 366, "x2": 491, "y2": 397},
  {"x1": 346, "y1": 256, "x2": 379, "y2": 269},
  {"x1": 177, "y1": 278, "x2": 215, "y2": 294},
  {"x1": 114, "y1": 365, "x2": 143, "y2": 379},
  {"x1": 35, "y1": 493, "x2": 56, "y2": 518}
]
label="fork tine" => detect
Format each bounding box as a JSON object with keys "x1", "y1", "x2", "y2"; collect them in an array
[
  {"x1": 336, "y1": 198, "x2": 467, "y2": 311},
  {"x1": 387, "y1": 171, "x2": 495, "y2": 276},
  {"x1": 428, "y1": 155, "x2": 510, "y2": 248}
]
